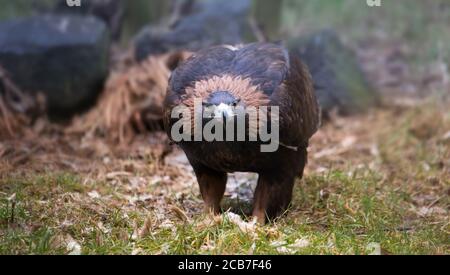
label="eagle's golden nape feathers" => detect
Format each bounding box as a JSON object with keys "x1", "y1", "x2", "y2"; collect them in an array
[{"x1": 182, "y1": 74, "x2": 270, "y2": 109}]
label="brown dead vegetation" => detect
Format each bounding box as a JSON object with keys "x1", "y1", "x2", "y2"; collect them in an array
[{"x1": 68, "y1": 51, "x2": 192, "y2": 144}]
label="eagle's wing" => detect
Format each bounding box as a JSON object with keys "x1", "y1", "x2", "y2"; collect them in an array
[
  {"x1": 273, "y1": 54, "x2": 321, "y2": 145},
  {"x1": 230, "y1": 43, "x2": 290, "y2": 96},
  {"x1": 231, "y1": 43, "x2": 320, "y2": 145}
]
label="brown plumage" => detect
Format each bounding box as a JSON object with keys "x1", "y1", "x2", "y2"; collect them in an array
[{"x1": 164, "y1": 43, "x2": 320, "y2": 223}]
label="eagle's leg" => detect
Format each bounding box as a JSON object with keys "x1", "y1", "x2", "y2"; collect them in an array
[
  {"x1": 252, "y1": 173, "x2": 296, "y2": 224},
  {"x1": 192, "y1": 165, "x2": 227, "y2": 215}
]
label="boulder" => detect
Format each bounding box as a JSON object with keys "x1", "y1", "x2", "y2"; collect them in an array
[
  {"x1": 288, "y1": 30, "x2": 378, "y2": 116},
  {"x1": 134, "y1": 0, "x2": 256, "y2": 61},
  {"x1": 0, "y1": 15, "x2": 110, "y2": 116}
]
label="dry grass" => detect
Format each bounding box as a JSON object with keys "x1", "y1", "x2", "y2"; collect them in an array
[{"x1": 68, "y1": 51, "x2": 192, "y2": 144}]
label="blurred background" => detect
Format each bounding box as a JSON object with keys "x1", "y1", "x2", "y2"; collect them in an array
[{"x1": 0, "y1": 0, "x2": 448, "y2": 255}]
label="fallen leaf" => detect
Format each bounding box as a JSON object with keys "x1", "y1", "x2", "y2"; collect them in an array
[
  {"x1": 270, "y1": 240, "x2": 287, "y2": 247},
  {"x1": 96, "y1": 221, "x2": 110, "y2": 234},
  {"x1": 341, "y1": 136, "x2": 357, "y2": 148},
  {"x1": 200, "y1": 240, "x2": 216, "y2": 252},
  {"x1": 132, "y1": 248, "x2": 143, "y2": 255},
  {"x1": 276, "y1": 246, "x2": 295, "y2": 254},
  {"x1": 159, "y1": 220, "x2": 175, "y2": 230},
  {"x1": 367, "y1": 242, "x2": 381, "y2": 255},
  {"x1": 66, "y1": 235, "x2": 82, "y2": 255},
  {"x1": 271, "y1": 238, "x2": 310, "y2": 254},
  {"x1": 225, "y1": 212, "x2": 257, "y2": 236},
  {"x1": 7, "y1": 193, "x2": 16, "y2": 202},
  {"x1": 87, "y1": 190, "x2": 101, "y2": 199},
  {"x1": 290, "y1": 238, "x2": 310, "y2": 249},
  {"x1": 196, "y1": 215, "x2": 223, "y2": 230}
]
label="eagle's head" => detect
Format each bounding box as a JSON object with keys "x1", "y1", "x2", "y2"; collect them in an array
[
  {"x1": 182, "y1": 75, "x2": 270, "y2": 125},
  {"x1": 202, "y1": 90, "x2": 241, "y2": 121}
]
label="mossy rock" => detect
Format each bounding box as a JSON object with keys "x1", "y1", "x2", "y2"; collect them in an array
[
  {"x1": 134, "y1": 0, "x2": 256, "y2": 61},
  {"x1": 0, "y1": 15, "x2": 110, "y2": 117},
  {"x1": 288, "y1": 30, "x2": 378, "y2": 116}
]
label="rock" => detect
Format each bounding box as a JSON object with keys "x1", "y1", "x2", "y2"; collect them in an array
[
  {"x1": 52, "y1": 0, "x2": 124, "y2": 41},
  {"x1": 134, "y1": 0, "x2": 255, "y2": 61},
  {"x1": 288, "y1": 30, "x2": 378, "y2": 116},
  {"x1": 0, "y1": 15, "x2": 110, "y2": 116}
]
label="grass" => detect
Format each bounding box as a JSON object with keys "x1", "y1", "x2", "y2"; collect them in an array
[{"x1": 1, "y1": 102, "x2": 448, "y2": 255}]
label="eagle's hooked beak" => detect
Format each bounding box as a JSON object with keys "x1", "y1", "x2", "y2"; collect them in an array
[
  {"x1": 214, "y1": 103, "x2": 236, "y2": 120},
  {"x1": 204, "y1": 91, "x2": 241, "y2": 120}
]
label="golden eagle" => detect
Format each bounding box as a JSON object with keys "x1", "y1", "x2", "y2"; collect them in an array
[{"x1": 164, "y1": 43, "x2": 320, "y2": 223}]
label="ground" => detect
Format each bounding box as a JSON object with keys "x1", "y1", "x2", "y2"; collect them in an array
[{"x1": 1, "y1": 99, "x2": 448, "y2": 255}]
